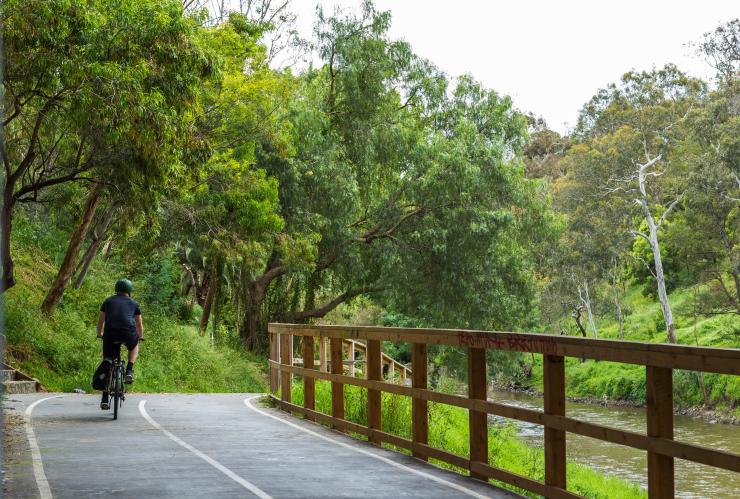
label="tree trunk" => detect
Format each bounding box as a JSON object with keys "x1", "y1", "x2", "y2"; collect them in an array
[
  {"x1": 41, "y1": 183, "x2": 103, "y2": 314},
  {"x1": 239, "y1": 261, "x2": 286, "y2": 351},
  {"x1": 577, "y1": 282, "x2": 598, "y2": 338},
  {"x1": 609, "y1": 260, "x2": 624, "y2": 339},
  {"x1": 242, "y1": 280, "x2": 265, "y2": 351},
  {"x1": 612, "y1": 279, "x2": 624, "y2": 340},
  {"x1": 102, "y1": 238, "x2": 114, "y2": 259},
  {"x1": 731, "y1": 269, "x2": 740, "y2": 314},
  {"x1": 648, "y1": 226, "x2": 676, "y2": 343},
  {"x1": 210, "y1": 281, "x2": 220, "y2": 349},
  {"x1": 0, "y1": 189, "x2": 16, "y2": 292},
  {"x1": 571, "y1": 306, "x2": 588, "y2": 338},
  {"x1": 73, "y1": 205, "x2": 117, "y2": 289},
  {"x1": 199, "y1": 269, "x2": 217, "y2": 334},
  {"x1": 636, "y1": 158, "x2": 677, "y2": 343},
  {"x1": 235, "y1": 266, "x2": 243, "y2": 339}
]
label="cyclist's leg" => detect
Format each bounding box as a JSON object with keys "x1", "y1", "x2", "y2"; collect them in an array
[
  {"x1": 93, "y1": 334, "x2": 115, "y2": 392},
  {"x1": 100, "y1": 339, "x2": 114, "y2": 409},
  {"x1": 124, "y1": 330, "x2": 139, "y2": 384},
  {"x1": 101, "y1": 331, "x2": 118, "y2": 362},
  {"x1": 127, "y1": 343, "x2": 139, "y2": 364}
]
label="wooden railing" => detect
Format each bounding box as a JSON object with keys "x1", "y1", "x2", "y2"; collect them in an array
[
  {"x1": 288, "y1": 338, "x2": 410, "y2": 382},
  {"x1": 267, "y1": 323, "x2": 740, "y2": 499}
]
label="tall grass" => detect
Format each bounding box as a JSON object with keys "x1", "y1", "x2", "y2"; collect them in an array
[
  {"x1": 290, "y1": 381, "x2": 645, "y2": 498},
  {"x1": 4, "y1": 214, "x2": 267, "y2": 393}
]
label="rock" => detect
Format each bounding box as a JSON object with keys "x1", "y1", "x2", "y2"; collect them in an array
[{"x1": 73, "y1": 388, "x2": 86, "y2": 394}]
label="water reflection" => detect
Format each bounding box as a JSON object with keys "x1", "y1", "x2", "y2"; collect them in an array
[{"x1": 487, "y1": 389, "x2": 740, "y2": 499}]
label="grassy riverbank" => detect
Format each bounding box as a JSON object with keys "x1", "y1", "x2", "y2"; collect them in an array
[
  {"x1": 289, "y1": 381, "x2": 645, "y2": 498},
  {"x1": 510, "y1": 286, "x2": 740, "y2": 418}
]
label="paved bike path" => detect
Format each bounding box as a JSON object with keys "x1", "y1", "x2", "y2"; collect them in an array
[{"x1": 4, "y1": 393, "x2": 520, "y2": 498}]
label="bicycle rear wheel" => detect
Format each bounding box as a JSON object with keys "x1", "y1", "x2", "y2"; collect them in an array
[{"x1": 113, "y1": 369, "x2": 120, "y2": 420}]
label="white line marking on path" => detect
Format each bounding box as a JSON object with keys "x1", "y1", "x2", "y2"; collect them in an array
[
  {"x1": 138, "y1": 400, "x2": 272, "y2": 499},
  {"x1": 243, "y1": 395, "x2": 493, "y2": 499},
  {"x1": 25, "y1": 395, "x2": 65, "y2": 499}
]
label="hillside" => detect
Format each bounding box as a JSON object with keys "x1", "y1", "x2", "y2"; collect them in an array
[
  {"x1": 517, "y1": 285, "x2": 740, "y2": 417},
  {"x1": 4, "y1": 216, "x2": 266, "y2": 393}
]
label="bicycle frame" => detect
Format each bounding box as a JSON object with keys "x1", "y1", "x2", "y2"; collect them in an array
[{"x1": 106, "y1": 342, "x2": 126, "y2": 420}]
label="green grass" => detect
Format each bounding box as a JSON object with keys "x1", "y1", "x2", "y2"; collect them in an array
[
  {"x1": 288, "y1": 381, "x2": 645, "y2": 499},
  {"x1": 4, "y1": 228, "x2": 267, "y2": 393}
]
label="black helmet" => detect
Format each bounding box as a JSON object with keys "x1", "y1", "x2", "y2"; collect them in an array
[{"x1": 115, "y1": 279, "x2": 133, "y2": 295}]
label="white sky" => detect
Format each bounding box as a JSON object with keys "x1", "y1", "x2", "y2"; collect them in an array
[{"x1": 289, "y1": 0, "x2": 737, "y2": 133}]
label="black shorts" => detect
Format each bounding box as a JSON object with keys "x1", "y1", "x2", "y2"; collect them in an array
[{"x1": 102, "y1": 328, "x2": 139, "y2": 359}]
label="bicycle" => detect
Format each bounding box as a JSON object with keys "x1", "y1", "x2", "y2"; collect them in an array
[
  {"x1": 106, "y1": 340, "x2": 126, "y2": 420},
  {"x1": 97, "y1": 337, "x2": 143, "y2": 420}
]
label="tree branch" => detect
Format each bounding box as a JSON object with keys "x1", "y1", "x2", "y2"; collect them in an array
[
  {"x1": 657, "y1": 192, "x2": 685, "y2": 229},
  {"x1": 291, "y1": 286, "x2": 382, "y2": 320}
]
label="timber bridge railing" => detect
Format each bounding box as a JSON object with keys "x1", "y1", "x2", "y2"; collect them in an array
[{"x1": 268, "y1": 323, "x2": 740, "y2": 499}]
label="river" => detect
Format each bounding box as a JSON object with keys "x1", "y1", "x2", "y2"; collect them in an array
[{"x1": 487, "y1": 389, "x2": 739, "y2": 498}]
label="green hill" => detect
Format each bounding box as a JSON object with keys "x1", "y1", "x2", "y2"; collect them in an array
[{"x1": 4, "y1": 215, "x2": 266, "y2": 393}]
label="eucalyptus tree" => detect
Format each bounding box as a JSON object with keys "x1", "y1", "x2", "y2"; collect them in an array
[
  {"x1": 152, "y1": 12, "x2": 291, "y2": 337},
  {"x1": 233, "y1": 2, "x2": 551, "y2": 348},
  {"x1": 1, "y1": 0, "x2": 215, "y2": 309},
  {"x1": 671, "y1": 78, "x2": 739, "y2": 315},
  {"x1": 566, "y1": 65, "x2": 706, "y2": 343}
]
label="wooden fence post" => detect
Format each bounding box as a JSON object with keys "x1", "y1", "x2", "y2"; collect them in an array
[
  {"x1": 468, "y1": 347, "x2": 488, "y2": 479},
  {"x1": 348, "y1": 340, "x2": 355, "y2": 377},
  {"x1": 303, "y1": 336, "x2": 315, "y2": 421},
  {"x1": 367, "y1": 339, "x2": 382, "y2": 444},
  {"x1": 319, "y1": 337, "x2": 327, "y2": 372},
  {"x1": 647, "y1": 366, "x2": 674, "y2": 499},
  {"x1": 269, "y1": 331, "x2": 279, "y2": 394},
  {"x1": 412, "y1": 343, "x2": 429, "y2": 460},
  {"x1": 280, "y1": 332, "x2": 293, "y2": 403},
  {"x1": 544, "y1": 354, "x2": 566, "y2": 491},
  {"x1": 331, "y1": 337, "x2": 345, "y2": 428}
]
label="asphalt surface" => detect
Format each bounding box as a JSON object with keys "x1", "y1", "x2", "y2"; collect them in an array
[{"x1": 4, "y1": 393, "x2": 520, "y2": 498}]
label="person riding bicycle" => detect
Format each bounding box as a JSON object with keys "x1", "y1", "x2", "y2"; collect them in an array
[{"x1": 92, "y1": 279, "x2": 143, "y2": 410}]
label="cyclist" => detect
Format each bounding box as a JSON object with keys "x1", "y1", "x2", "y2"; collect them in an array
[{"x1": 92, "y1": 279, "x2": 143, "y2": 410}]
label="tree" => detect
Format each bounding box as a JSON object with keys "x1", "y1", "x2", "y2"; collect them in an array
[
  {"x1": 564, "y1": 65, "x2": 706, "y2": 343},
  {"x1": 523, "y1": 117, "x2": 571, "y2": 180},
  {"x1": 691, "y1": 18, "x2": 739, "y2": 83},
  {"x1": 148, "y1": 13, "x2": 292, "y2": 339},
  {"x1": 226, "y1": 2, "x2": 551, "y2": 348},
  {"x1": 1, "y1": 0, "x2": 215, "y2": 300},
  {"x1": 671, "y1": 78, "x2": 740, "y2": 314}
]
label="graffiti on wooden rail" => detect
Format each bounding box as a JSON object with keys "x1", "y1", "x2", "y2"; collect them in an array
[{"x1": 458, "y1": 331, "x2": 557, "y2": 355}]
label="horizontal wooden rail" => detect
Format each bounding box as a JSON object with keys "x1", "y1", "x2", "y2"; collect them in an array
[
  {"x1": 270, "y1": 323, "x2": 740, "y2": 375},
  {"x1": 268, "y1": 323, "x2": 740, "y2": 498}
]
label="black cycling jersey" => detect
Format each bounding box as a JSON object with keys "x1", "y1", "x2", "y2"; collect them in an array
[{"x1": 100, "y1": 295, "x2": 141, "y2": 332}]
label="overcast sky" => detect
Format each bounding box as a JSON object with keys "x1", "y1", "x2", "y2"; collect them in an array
[{"x1": 289, "y1": 0, "x2": 736, "y2": 133}]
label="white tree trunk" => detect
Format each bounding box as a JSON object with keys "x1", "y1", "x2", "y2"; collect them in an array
[
  {"x1": 611, "y1": 276, "x2": 624, "y2": 340},
  {"x1": 637, "y1": 158, "x2": 677, "y2": 343},
  {"x1": 609, "y1": 258, "x2": 624, "y2": 340},
  {"x1": 577, "y1": 281, "x2": 598, "y2": 338}
]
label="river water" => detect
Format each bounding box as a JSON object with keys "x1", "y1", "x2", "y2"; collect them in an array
[{"x1": 486, "y1": 389, "x2": 739, "y2": 498}]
